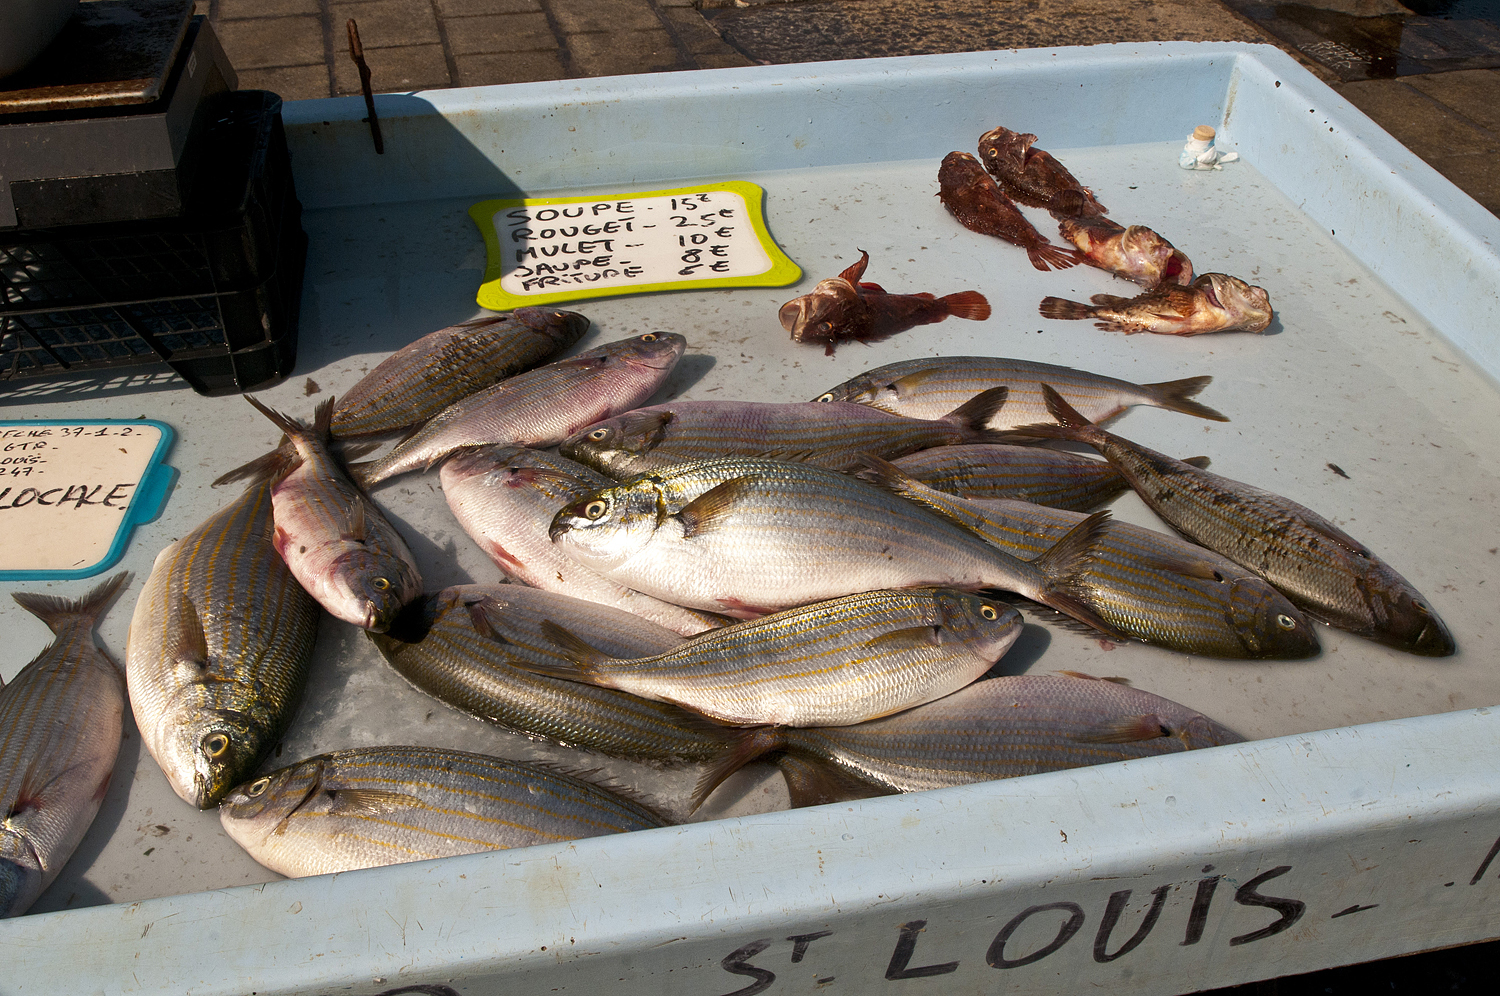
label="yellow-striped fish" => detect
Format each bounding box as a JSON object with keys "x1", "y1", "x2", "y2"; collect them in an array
[
  {"x1": 1, "y1": 572, "x2": 129, "y2": 918},
  {"x1": 219, "y1": 745, "x2": 669, "y2": 877},
  {"x1": 127, "y1": 480, "x2": 321, "y2": 808},
  {"x1": 883, "y1": 442, "x2": 1134, "y2": 512}
]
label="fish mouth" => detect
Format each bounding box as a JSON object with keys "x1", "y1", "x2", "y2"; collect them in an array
[
  {"x1": 1201, "y1": 279, "x2": 1223, "y2": 310},
  {"x1": 778, "y1": 299, "x2": 808, "y2": 333}
]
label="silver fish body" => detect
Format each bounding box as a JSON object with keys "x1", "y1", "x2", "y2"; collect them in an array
[
  {"x1": 439, "y1": 446, "x2": 727, "y2": 636},
  {"x1": 219, "y1": 745, "x2": 669, "y2": 878},
  {"x1": 353, "y1": 332, "x2": 687, "y2": 487},
  {"x1": 886, "y1": 443, "x2": 1129, "y2": 511},
  {"x1": 1030, "y1": 386, "x2": 1453, "y2": 656},
  {"x1": 331, "y1": 308, "x2": 591, "y2": 438},
  {"x1": 369, "y1": 584, "x2": 731, "y2": 761},
  {"x1": 558, "y1": 390, "x2": 1008, "y2": 478},
  {"x1": 814, "y1": 356, "x2": 1226, "y2": 428},
  {"x1": 0, "y1": 573, "x2": 129, "y2": 918},
  {"x1": 696, "y1": 673, "x2": 1244, "y2": 806},
  {"x1": 865, "y1": 459, "x2": 1319, "y2": 659},
  {"x1": 548, "y1": 456, "x2": 1117, "y2": 634},
  {"x1": 529, "y1": 588, "x2": 1024, "y2": 727},
  {"x1": 126, "y1": 480, "x2": 322, "y2": 808}
]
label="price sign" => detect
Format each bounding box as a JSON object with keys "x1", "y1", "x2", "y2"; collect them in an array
[
  {"x1": 0, "y1": 420, "x2": 176, "y2": 580},
  {"x1": 469, "y1": 181, "x2": 801, "y2": 310}
]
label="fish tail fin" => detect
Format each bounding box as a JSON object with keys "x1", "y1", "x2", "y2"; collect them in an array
[
  {"x1": 212, "y1": 445, "x2": 298, "y2": 488},
  {"x1": 312, "y1": 396, "x2": 336, "y2": 440},
  {"x1": 1039, "y1": 296, "x2": 1093, "y2": 320},
  {"x1": 1026, "y1": 243, "x2": 1084, "y2": 272},
  {"x1": 12, "y1": 571, "x2": 131, "y2": 636},
  {"x1": 776, "y1": 755, "x2": 894, "y2": 808},
  {"x1": 1141, "y1": 375, "x2": 1229, "y2": 422},
  {"x1": 940, "y1": 290, "x2": 991, "y2": 321},
  {"x1": 242, "y1": 394, "x2": 307, "y2": 440},
  {"x1": 537, "y1": 620, "x2": 619, "y2": 680},
  {"x1": 942, "y1": 385, "x2": 1008, "y2": 436},
  {"x1": 1029, "y1": 510, "x2": 1123, "y2": 639},
  {"x1": 690, "y1": 727, "x2": 785, "y2": 813},
  {"x1": 345, "y1": 458, "x2": 385, "y2": 490}
]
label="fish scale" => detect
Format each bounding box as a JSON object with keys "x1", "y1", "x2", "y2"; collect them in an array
[
  {"x1": 219, "y1": 745, "x2": 669, "y2": 878},
  {"x1": 886, "y1": 443, "x2": 1128, "y2": 511},
  {"x1": 1, "y1": 572, "x2": 129, "y2": 918},
  {"x1": 127, "y1": 480, "x2": 321, "y2": 808}
]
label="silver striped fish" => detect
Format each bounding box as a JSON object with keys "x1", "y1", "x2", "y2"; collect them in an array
[
  {"x1": 219, "y1": 745, "x2": 669, "y2": 878},
  {"x1": 557, "y1": 388, "x2": 1008, "y2": 478},
  {"x1": 861, "y1": 456, "x2": 1319, "y2": 659},
  {"x1": 351, "y1": 332, "x2": 687, "y2": 487},
  {"x1": 127, "y1": 480, "x2": 321, "y2": 808},
  {"x1": 1028, "y1": 386, "x2": 1454, "y2": 656},
  {"x1": 695, "y1": 673, "x2": 1244, "y2": 808},
  {"x1": 439, "y1": 446, "x2": 728, "y2": 636},
  {"x1": 331, "y1": 308, "x2": 591, "y2": 438},
  {"x1": 369, "y1": 584, "x2": 731, "y2": 761},
  {"x1": 549, "y1": 456, "x2": 1119, "y2": 635},
  {"x1": 528, "y1": 588, "x2": 1024, "y2": 728},
  {"x1": 814, "y1": 356, "x2": 1226, "y2": 428},
  {"x1": 1, "y1": 572, "x2": 129, "y2": 918},
  {"x1": 884, "y1": 442, "x2": 1134, "y2": 511}
]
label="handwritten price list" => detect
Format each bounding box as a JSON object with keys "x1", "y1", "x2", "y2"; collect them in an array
[
  {"x1": 0, "y1": 421, "x2": 167, "y2": 575},
  {"x1": 470, "y1": 182, "x2": 800, "y2": 310}
]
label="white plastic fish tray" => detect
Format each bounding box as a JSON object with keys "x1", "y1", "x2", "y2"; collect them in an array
[{"x1": 4, "y1": 42, "x2": 1500, "y2": 995}]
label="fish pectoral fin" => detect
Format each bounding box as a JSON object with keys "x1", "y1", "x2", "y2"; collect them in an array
[
  {"x1": 1075, "y1": 715, "x2": 1172, "y2": 744},
  {"x1": 537, "y1": 620, "x2": 615, "y2": 675},
  {"x1": 862, "y1": 624, "x2": 946, "y2": 652},
  {"x1": 327, "y1": 788, "x2": 424, "y2": 816},
  {"x1": 676, "y1": 477, "x2": 762, "y2": 537},
  {"x1": 1305, "y1": 517, "x2": 1373, "y2": 558},
  {"x1": 464, "y1": 597, "x2": 511, "y2": 644},
  {"x1": 343, "y1": 500, "x2": 368, "y2": 544},
  {"x1": 166, "y1": 594, "x2": 210, "y2": 671},
  {"x1": 615, "y1": 408, "x2": 675, "y2": 442},
  {"x1": 1181, "y1": 455, "x2": 1212, "y2": 469}
]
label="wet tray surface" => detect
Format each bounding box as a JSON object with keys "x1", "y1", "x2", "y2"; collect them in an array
[{"x1": 2, "y1": 43, "x2": 1499, "y2": 996}]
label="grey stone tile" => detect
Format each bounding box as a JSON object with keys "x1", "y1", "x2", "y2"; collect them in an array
[
  {"x1": 1335, "y1": 79, "x2": 1496, "y2": 155},
  {"x1": 1421, "y1": 151, "x2": 1500, "y2": 215},
  {"x1": 332, "y1": 0, "x2": 442, "y2": 49},
  {"x1": 662, "y1": 6, "x2": 737, "y2": 56},
  {"x1": 694, "y1": 51, "x2": 757, "y2": 69},
  {"x1": 333, "y1": 42, "x2": 452, "y2": 93},
  {"x1": 446, "y1": 13, "x2": 556, "y2": 55},
  {"x1": 234, "y1": 63, "x2": 333, "y2": 101},
  {"x1": 1405, "y1": 70, "x2": 1500, "y2": 137},
  {"x1": 214, "y1": 0, "x2": 322, "y2": 19},
  {"x1": 437, "y1": 0, "x2": 542, "y2": 14},
  {"x1": 550, "y1": 0, "x2": 663, "y2": 35},
  {"x1": 455, "y1": 50, "x2": 568, "y2": 85},
  {"x1": 215, "y1": 15, "x2": 326, "y2": 69},
  {"x1": 567, "y1": 27, "x2": 683, "y2": 76}
]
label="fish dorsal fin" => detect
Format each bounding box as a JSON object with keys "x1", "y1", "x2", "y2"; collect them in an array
[
  {"x1": 343, "y1": 500, "x2": 368, "y2": 544},
  {"x1": 857, "y1": 281, "x2": 888, "y2": 295},
  {"x1": 167, "y1": 594, "x2": 210, "y2": 670},
  {"x1": 676, "y1": 476, "x2": 761, "y2": 537},
  {"x1": 863, "y1": 624, "x2": 945, "y2": 652},
  {"x1": 943, "y1": 385, "x2": 1009, "y2": 430},
  {"x1": 1075, "y1": 715, "x2": 1171, "y2": 744},
  {"x1": 837, "y1": 249, "x2": 871, "y2": 284},
  {"x1": 1181, "y1": 455, "x2": 1212, "y2": 470}
]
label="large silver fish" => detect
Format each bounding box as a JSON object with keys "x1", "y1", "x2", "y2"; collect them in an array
[
  {"x1": 862, "y1": 456, "x2": 1319, "y2": 659},
  {"x1": 549, "y1": 456, "x2": 1118, "y2": 635},
  {"x1": 351, "y1": 332, "x2": 687, "y2": 487},
  {"x1": 228, "y1": 396, "x2": 422, "y2": 632},
  {"x1": 558, "y1": 389, "x2": 1008, "y2": 478},
  {"x1": 127, "y1": 480, "x2": 322, "y2": 808},
  {"x1": 531, "y1": 588, "x2": 1024, "y2": 728},
  {"x1": 219, "y1": 745, "x2": 669, "y2": 878},
  {"x1": 439, "y1": 446, "x2": 728, "y2": 636},
  {"x1": 1027, "y1": 386, "x2": 1454, "y2": 656},
  {"x1": 331, "y1": 308, "x2": 591, "y2": 438},
  {"x1": 695, "y1": 673, "x2": 1244, "y2": 809},
  {"x1": 1, "y1": 573, "x2": 129, "y2": 918},
  {"x1": 814, "y1": 356, "x2": 1227, "y2": 428},
  {"x1": 369, "y1": 584, "x2": 731, "y2": 761}
]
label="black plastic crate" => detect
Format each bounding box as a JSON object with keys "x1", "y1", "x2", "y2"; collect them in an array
[{"x1": 0, "y1": 90, "x2": 304, "y2": 396}]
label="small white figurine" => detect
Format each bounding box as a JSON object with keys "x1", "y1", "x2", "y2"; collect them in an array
[{"x1": 1179, "y1": 125, "x2": 1239, "y2": 171}]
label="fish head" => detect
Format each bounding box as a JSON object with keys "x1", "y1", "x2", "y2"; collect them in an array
[
  {"x1": 562, "y1": 409, "x2": 674, "y2": 476},
  {"x1": 325, "y1": 547, "x2": 423, "y2": 633},
  {"x1": 779, "y1": 279, "x2": 861, "y2": 343},
  {"x1": 1227, "y1": 579, "x2": 1322, "y2": 660},
  {"x1": 934, "y1": 590, "x2": 1025, "y2": 660},
  {"x1": 0, "y1": 854, "x2": 42, "y2": 919},
  {"x1": 976, "y1": 126, "x2": 1031, "y2": 169},
  {"x1": 219, "y1": 757, "x2": 325, "y2": 849},
  {"x1": 1118, "y1": 226, "x2": 1179, "y2": 282},
  {"x1": 1175, "y1": 714, "x2": 1247, "y2": 749},
  {"x1": 1198, "y1": 273, "x2": 1273, "y2": 331},
  {"x1": 580, "y1": 331, "x2": 687, "y2": 373},
  {"x1": 549, "y1": 481, "x2": 661, "y2": 569},
  {"x1": 811, "y1": 369, "x2": 923, "y2": 413},
  {"x1": 1366, "y1": 571, "x2": 1456, "y2": 657},
  {"x1": 510, "y1": 306, "x2": 592, "y2": 347},
  {"x1": 156, "y1": 706, "x2": 276, "y2": 809}
]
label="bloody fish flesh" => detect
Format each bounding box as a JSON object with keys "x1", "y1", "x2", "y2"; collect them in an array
[
  {"x1": 1058, "y1": 216, "x2": 1194, "y2": 289},
  {"x1": 1040, "y1": 272, "x2": 1273, "y2": 335}
]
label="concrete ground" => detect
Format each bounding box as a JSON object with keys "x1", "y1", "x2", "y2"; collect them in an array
[{"x1": 199, "y1": 2, "x2": 1498, "y2": 992}]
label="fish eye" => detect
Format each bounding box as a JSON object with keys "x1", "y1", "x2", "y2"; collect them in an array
[
  {"x1": 986, "y1": 146, "x2": 997, "y2": 156},
  {"x1": 980, "y1": 605, "x2": 999, "y2": 620},
  {"x1": 203, "y1": 733, "x2": 231, "y2": 759},
  {"x1": 1276, "y1": 614, "x2": 1297, "y2": 630},
  {"x1": 589, "y1": 428, "x2": 610, "y2": 440},
  {"x1": 818, "y1": 322, "x2": 833, "y2": 332},
  {"x1": 816, "y1": 393, "x2": 834, "y2": 403},
  {"x1": 585, "y1": 500, "x2": 608, "y2": 520},
  {"x1": 246, "y1": 777, "x2": 271, "y2": 798},
  {"x1": 372, "y1": 577, "x2": 392, "y2": 591},
  {"x1": 640, "y1": 333, "x2": 658, "y2": 342}
]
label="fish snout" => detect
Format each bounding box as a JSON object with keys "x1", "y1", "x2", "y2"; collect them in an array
[{"x1": 778, "y1": 298, "x2": 809, "y2": 334}]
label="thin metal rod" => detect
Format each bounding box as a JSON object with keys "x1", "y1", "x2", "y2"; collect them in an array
[{"x1": 346, "y1": 19, "x2": 384, "y2": 155}]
